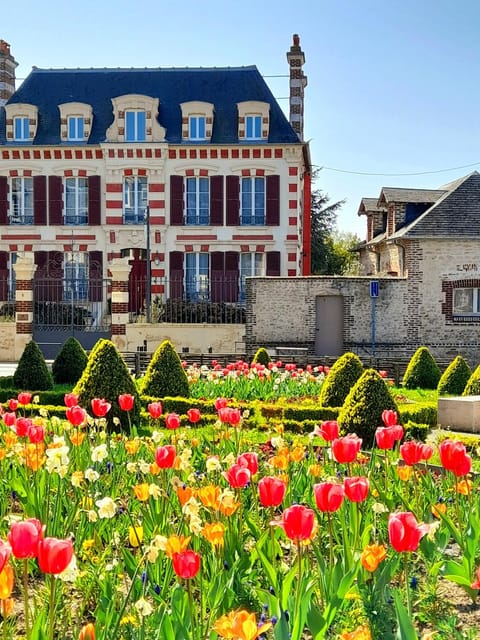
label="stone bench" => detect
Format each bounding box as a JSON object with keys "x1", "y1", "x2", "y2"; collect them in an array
[{"x1": 437, "y1": 396, "x2": 480, "y2": 433}]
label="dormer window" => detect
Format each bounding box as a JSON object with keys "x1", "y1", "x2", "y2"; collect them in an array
[
  {"x1": 125, "y1": 110, "x2": 146, "y2": 142},
  {"x1": 14, "y1": 117, "x2": 30, "y2": 141},
  {"x1": 5, "y1": 104, "x2": 38, "y2": 142},
  {"x1": 106, "y1": 95, "x2": 165, "y2": 143},
  {"x1": 59, "y1": 103, "x2": 92, "y2": 143},
  {"x1": 237, "y1": 101, "x2": 270, "y2": 141},
  {"x1": 68, "y1": 116, "x2": 84, "y2": 141},
  {"x1": 189, "y1": 116, "x2": 206, "y2": 140},
  {"x1": 245, "y1": 115, "x2": 262, "y2": 140},
  {"x1": 180, "y1": 101, "x2": 214, "y2": 142}
]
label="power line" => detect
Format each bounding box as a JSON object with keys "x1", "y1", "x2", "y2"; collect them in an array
[{"x1": 314, "y1": 161, "x2": 480, "y2": 177}]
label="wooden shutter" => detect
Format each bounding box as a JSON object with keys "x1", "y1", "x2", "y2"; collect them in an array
[
  {"x1": 0, "y1": 252, "x2": 8, "y2": 301},
  {"x1": 0, "y1": 177, "x2": 8, "y2": 224},
  {"x1": 209, "y1": 175, "x2": 223, "y2": 226},
  {"x1": 226, "y1": 175, "x2": 240, "y2": 226},
  {"x1": 89, "y1": 250, "x2": 103, "y2": 302},
  {"x1": 210, "y1": 251, "x2": 224, "y2": 302},
  {"x1": 266, "y1": 251, "x2": 281, "y2": 276},
  {"x1": 33, "y1": 176, "x2": 47, "y2": 225},
  {"x1": 224, "y1": 251, "x2": 239, "y2": 302},
  {"x1": 88, "y1": 175, "x2": 101, "y2": 225},
  {"x1": 266, "y1": 175, "x2": 280, "y2": 226},
  {"x1": 48, "y1": 176, "x2": 63, "y2": 225},
  {"x1": 169, "y1": 251, "x2": 184, "y2": 299},
  {"x1": 170, "y1": 176, "x2": 184, "y2": 225}
]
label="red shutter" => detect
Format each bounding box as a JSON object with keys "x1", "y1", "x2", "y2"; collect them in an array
[
  {"x1": 0, "y1": 177, "x2": 8, "y2": 224},
  {"x1": 0, "y1": 252, "x2": 8, "y2": 301},
  {"x1": 33, "y1": 176, "x2": 47, "y2": 225},
  {"x1": 209, "y1": 175, "x2": 223, "y2": 226},
  {"x1": 266, "y1": 175, "x2": 280, "y2": 226},
  {"x1": 169, "y1": 251, "x2": 184, "y2": 299},
  {"x1": 226, "y1": 176, "x2": 240, "y2": 226},
  {"x1": 210, "y1": 251, "x2": 224, "y2": 302},
  {"x1": 225, "y1": 251, "x2": 239, "y2": 302},
  {"x1": 88, "y1": 175, "x2": 101, "y2": 225},
  {"x1": 89, "y1": 251, "x2": 103, "y2": 302},
  {"x1": 48, "y1": 176, "x2": 63, "y2": 225},
  {"x1": 170, "y1": 176, "x2": 184, "y2": 225},
  {"x1": 266, "y1": 251, "x2": 281, "y2": 276}
]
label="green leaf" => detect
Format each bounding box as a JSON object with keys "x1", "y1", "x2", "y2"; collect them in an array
[{"x1": 393, "y1": 589, "x2": 418, "y2": 640}]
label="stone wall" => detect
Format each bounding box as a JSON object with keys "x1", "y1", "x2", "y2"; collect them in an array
[{"x1": 0, "y1": 323, "x2": 16, "y2": 360}]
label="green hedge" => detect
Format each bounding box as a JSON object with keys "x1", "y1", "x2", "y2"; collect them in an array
[{"x1": 398, "y1": 403, "x2": 437, "y2": 427}]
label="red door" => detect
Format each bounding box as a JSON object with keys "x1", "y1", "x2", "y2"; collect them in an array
[{"x1": 128, "y1": 250, "x2": 147, "y2": 314}]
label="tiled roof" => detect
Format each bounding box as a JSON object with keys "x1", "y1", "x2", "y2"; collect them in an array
[
  {"x1": 2, "y1": 66, "x2": 299, "y2": 145},
  {"x1": 379, "y1": 187, "x2": 447, "y2": 204},
  {"x1": 358, "y1": 197, "x2": 386, "y2": 215}
]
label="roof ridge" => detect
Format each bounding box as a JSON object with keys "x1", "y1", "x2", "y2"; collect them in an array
[{"x1": 30, "y1": 65, "x2": 259, "y2": 73}]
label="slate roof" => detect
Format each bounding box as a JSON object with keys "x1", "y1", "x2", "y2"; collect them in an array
[
  {"x1": 357, "y1": 197, "x2": 386, "y2": 216},
  {"x1": 0, "y1": 66, "x2": 299, "y2": 145},
  {"x1": 379, "y1": 187, "x2": 446, "y2": 205}
]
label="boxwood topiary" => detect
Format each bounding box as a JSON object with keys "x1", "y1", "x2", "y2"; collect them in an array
[
  {"x1": 437, "y1": 355, "x2": 472, "y2": 396},
  {"x1": 402, "y1": 346, "x2": 441, "y2": 390},
  {"x1": 73, "y1": 338, "x2": 140, "y2": 432},
  {"x1": 462, "y1": 364, "x2": 480, "y2": 397},
  {"x1": 337, "y1": 368, "x2": 398, "y2": 448},
  {"x1": 252, "y1": 347, "x2": 271, "y2": 367},
  {"x1": 319, "y1": 352, "x2": 364, "y2": 408},
  {"x1": 52, "y1": 337, "x2": 88, "y2": 385},
  {"x1": 141, "y1": 340, "x2": 190, "y2": 399},
  {"x1": 13, "y1": 340, "x2": 53, "y2": 391}
]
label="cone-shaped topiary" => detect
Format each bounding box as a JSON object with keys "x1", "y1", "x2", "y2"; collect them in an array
[
  {"x1": 252, "y1": 347, "x2": 271, "y2": 367},
  {"x1": 141, "y1": 339, "x2": 190, "y2": 398},
  {"x1": 402, "y1": 346, "x2": 441, "y2": 390},
  {"x1": 73, "y1": 339, "x2": 140, "y2": 432},
  {"x1": 462, "y1": 364, "x2": 480, "y2": 396},
  {"x1": 13, "y1": 340, "x2": 53, "y2": 391},
  {"x1": 319, "y1": 352, "x2": 364, "y2": 407},
  {"x1": 438, "y1": 355, "x2": 472, "y2": 396},
  {"x1": 52, "y1": 337, "x2": 88, "y2": 385},
  {"x1": 337, "y1": 368, "x2": 399, "y2": 448}
]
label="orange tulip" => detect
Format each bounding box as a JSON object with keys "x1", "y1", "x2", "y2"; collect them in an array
[
  {"x1": 3, "y1": 432, "x2": 17, "y2": 448},
  {"x1": 213, "y1": 609, "x2": 272, "y2": 640},
  {"x1": 431, "y1": 503, "x2": 447, "y2": 518},
  {"x1": 360, "y1": 544, "x2": 387, "y2": 572},
  {"x1": 339, "y1": 625, "x2": 372, "y2": 640},
  {"x1": 69, "y1": 431, "x2": 86, "y2": 446},
  {"x1": 176, "y1": 485, "x2": 194, "y2": 506},
  {"x1": 0, "y1": 565, "x2": 14, "y2": 600},
  {"x1": 125, "y1": 439, "x2": 140, "y2": 455},
  {"x1": 0, "y1": 598, "x2": 14, "y2": 617},
  {"x1": 164, "y1": 535, "x2": 191, "y2": 559},
  {"x1": 79, "y1": 623, "x2": 96, "y2": 640},
  {"x1": 133, "y1": 483, "x2": 150, "y2": 502},
  {"x1": 397, "y1": 465, "x2": 413, "y2": 481},
  {"x1": 197, "y1": 485, "x2": 221, "y2": 509},
  {"x1": 202, "y1": 522, "x2": 225, "y2": 548},
  {"x1": 456, "y1": 479, "x2": 473, "y2": 495}
]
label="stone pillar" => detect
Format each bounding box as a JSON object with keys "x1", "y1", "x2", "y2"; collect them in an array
[
  {"x1": 286, "y1": 34, "x2": 307, "y2": 141},
  {"x1": 109, "y1": 257, "x2": 131, "y2": 352},
  {"x1": 13, "y1": 254, "x2": 36, "y2": 359}
]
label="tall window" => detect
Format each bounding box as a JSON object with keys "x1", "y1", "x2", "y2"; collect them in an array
[
  {"x1": 453, "y1": 288, "x2": 480, "y2": 316},
  {"x1": 124, "y1": 176, "x2": 147, "y2": 224},
  {"x1": 245, "y1": 115, "x2": 262, "y2": 140},
  {"x1": 11, "y1": 177, "x2": 34, "y2": 224},
  {"x1": 8, "y1": 252, "x2": 16, "y2": 302},
  {"x1": 241, "y1": 177, "x2": 265, "y2": 225},
  {"x1": 13, "y1": 117, "x2": 30, "y2": 141},
  {"x1": 240, "y1": 253, "x2": 263, "y2": 301},
  {"x1": 189, "y1": 116, "x2": 206, "y2": 140},
  {"x1": 65, "y1": 177, "x2": 88, "y2": 225},
  {"x1": 125, "y1": 110, "x2": 146, "y2": 142},
  {"x1": 186, "y1": 177, "x2": 209, "y2": 225},
  {"x1": 64, "y1": 252, "x2": 89, "y2": 302},
  {"x1": 185, "y1": 253, "x2": 209, "y2": 301},
  {"x1": 68, "y1": 117, "x2": 84, "y2": 141}
]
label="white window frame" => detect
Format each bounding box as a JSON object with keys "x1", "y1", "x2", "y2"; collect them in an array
[
  {"x1": 123, "y1": 176, "x2": 147, "y2": 224},
  {"x1": 185, "y1": 253, "x2": 210, "y2": 301},
  {"x1": 189, "y1": 116, "x2": 206, "y2": 140},
  {"x1": 239, "y1": 252, "x2": 263, "y2": 301},
  {"x1": 125, "y1": 110, "x2": 146, "y2": 142},
  {"x1": 245, "y1": 115, "x2": 262, "y2": 140},
  {"x1": 64, "y1": 252, "x2": 89, "y2": 302},
  {"x1": 67, "y1": 116, "x2": 84, "y2": 141},
  {"x1": 65, "y1": 177, "x2": 88, "y2": 225},
  {"x1": 13, "y1": 116, "x2": 30, "y2": 141},
  {"x1": 186, "y1": 177, "x2": 209, "y2": 225},
  {"x1": 10, "y1": 177, "x2": 34, "y2": 224},
  {"x1": 240, "y1": 176, "x2": 265, "y2": 225},
  {"x1": 453, "y1": 288, "x2": 480, "y2": 316}
]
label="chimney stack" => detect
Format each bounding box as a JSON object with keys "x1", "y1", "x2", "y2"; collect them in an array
[
  {"x1": 286, "y1": 34, "x2": 307, "y2": 141},
  {"x1": 0, "y1": 40, "x2": 18, "y2": 106}
]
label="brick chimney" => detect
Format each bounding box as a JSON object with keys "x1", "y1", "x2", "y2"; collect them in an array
[
  {"x1": 0, "y1": 40, "x2": 17, "y2": 106},
  {"x1": 286, "y1": 34, "x2": 307, "y2": 141}
]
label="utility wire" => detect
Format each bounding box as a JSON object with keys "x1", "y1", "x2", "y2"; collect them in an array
[{"x1": 313, "y1": 161, "x2": 480, "y2": 177}]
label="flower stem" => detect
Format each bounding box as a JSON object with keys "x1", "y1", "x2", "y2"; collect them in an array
[
  {"x1": 404, "y1": 552, "x2": 411, "y2": 619},
  {"x1": 187, "y1": 579, "x2": 197, "y2": 640},
  {"x1": 327, "y1": 512, "x2": 334, "y2": 570},
  {"x1": 23, "y1": 560, "x2": 30, "y2": 640},
  {"x1": 294, "y1": 541, "x2": 303, "y2": 631},
  {"x1": 48, "y1": 575, "x2": 56, "y2": 640}
]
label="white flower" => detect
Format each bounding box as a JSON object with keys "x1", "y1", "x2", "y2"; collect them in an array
[
  {"x1": 270, "y1": 436, "x2": 285, "y2": 449},
  {"x1": 135, "y1": 597, "x2": 153, "y2": 617},
  {"x1": 372, "y1": 502, "x2": 389, "y2": 514},
  {"x1": 148, "y1": 484, "x2": 162, "y2": 499},
  {"x1": 151, "y1": 430, "x2": 164, "y2": 444},
  {"x1": 223, "y1": 452, "x2": 235, "y2": 467},
  {"x1": 138, "y1": 460, "x2": 151, "y2": 474},
  {"x1": 84, "y1": 468, "x2": 100, "y2": 483},
  {"x1": 91, "y1": 444, "x2": 108, "y2": 463},
  {"x1": 206, "y1": 456, "x2": 222, "y2": 473},
  {"x1": 126, "y1": 462, "x2": 137, "y2": 474},
  {"x1": 87, "y1": 510, "x2": 98, "y2": 523},
  {"x1": 188, "y1": 514, "x2": 203, "y2": 535},
  {"x1": 58, "y1": 555, "x2": 78, "y2": 582},
  {"x1": 96, "y1": 496, "x2": 116, "y2": 519}
]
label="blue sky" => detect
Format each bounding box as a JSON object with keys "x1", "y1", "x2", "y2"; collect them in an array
[{"x1": 3, "y1": 0, "x2": 480, "y2": 237}]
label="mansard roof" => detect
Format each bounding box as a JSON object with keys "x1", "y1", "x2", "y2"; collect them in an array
[{"x1": 1, "y1": 66, "x2": 299, "y2": 145}]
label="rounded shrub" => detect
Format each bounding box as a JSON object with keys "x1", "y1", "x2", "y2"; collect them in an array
[
  {"x1": 52, "y1": 337, "x2": 88, "y2": 385},
  {"x1": 13, "y1": 340, "x2": 53, "y2": 391},
  {"x1": 319, "y1": 352, "x2": 363, "y2": 408},
  {"x1": 462, "y1": 364, "x2": 480, "y2": 396},
  {"x1": 73, "y1": 339, "x2": 140, "y2": 432},
  {"x1": 437, "y1": 355, "x2": 472, "y2": 396},
  {"x1": 402, "y1": 346, "x2": 441, "y2": 390},
  {"x1": 141, "y1": 339, "x2": 190, "y2": 399},
  {"x1": 252, "y1": 347, "x2": 271, "y2": 367},
  {"x1": 337, "y1": 368, "x2": 398, "y2": 448}
]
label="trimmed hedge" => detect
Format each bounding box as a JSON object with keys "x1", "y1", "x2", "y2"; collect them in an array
[
  {"x1": 319, "y1": 352, "x2": 364, "y2": 408},
  {"x1": 403, "y1": 346, "x2": 441, "y2": 390},
  {"x1": 141, "y1": 340, "x2": 189, "y2": 399},
  {"x1": 437, "y1": 355, "x2": 471, "y2": 396}
]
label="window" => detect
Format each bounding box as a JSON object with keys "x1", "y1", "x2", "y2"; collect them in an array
[
  {"x1": 245, "y1": 115, "x2": 262, "y2": 140},
  {"x1": 64, "y1": 252, "x2": 88, "y2": 302},
  {"x1": 186, "y1": 177, "x2": 209, "y2": 225},
  {"x1": 68, "y1": 117, "x2": 84, "y2": 141},
  {"x1": 453, "y1": 288, "x2": 480, "y2": 315},
  {"x1": 11, "y1": 177, "x2": 34, "y2": 224},
  {"x1": 65, "y1": 177, "x2": 88, "y2": 225},
  {"x1": 124, "y1": 176, "x2": 147, "y2": 224},
  {"x1": 14, "y1": 117, "x2": 30, "y2": 141},
  {"x1": 185, "y1": 253, "x2": 209, "y2": 301},
  {"x1": 8, "y1": 252, "x2": 16, "y2": 302},
  {"x1": 241, "y1": 177, "x2": 265, "y2": 225},
  {"x1": 189, "y1": 116, "x2": 206, "y2": 140},
  {"x1": 125, "y1": 110, "x2": 146, "y2": 142},
  {"x1": 240, "y1": 252, "x2": 263, "y2": 301}
]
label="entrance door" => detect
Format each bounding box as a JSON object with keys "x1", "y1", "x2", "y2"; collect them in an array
[
  {"x1": 315, "y1": 295, "x2": 344, "y2": 356},
  {"x1": 128, "y1": 249, "x2": 147, "y2": 315}
]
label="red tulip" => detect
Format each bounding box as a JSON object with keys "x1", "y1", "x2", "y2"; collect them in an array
[
  {"x1": 313, "y1": 482, "x2": 344, "y2": 512},
  {"x1": 439, "y1": 440, "x2": 472, "y2": 477},
  {"x1": 64, "y1": 393, "x2": 79, "y2": 408},
  {"x1": 17, "y1": 392, "x2": 32, "y2": 406},
  {"x1": 400, "y1": 441, "x2": 425, "y2": 466},
  {"x1": 375, "y1": 426, "x2": 397, "y2": 450},
  {"x1": 331, "y1": 434, "x2": 362, "y2": 464},
  {"x1": 225, "y1": 463, "x2": 251, "y2": 489},
  {"x1": 388, "y1": 511, "x2": 429, "y2": 552},
  {"x1": 37, "y1": 537, "x2": 73, "y2": 574},
  {"x1": 172, "y1": 550, "x2": 200, "y2": 579},
  {"x1": 15, "y1": 417, "x2": 32, "y2": 437},
  {"x1": 91, "y1": 398, "x2": 111, "y2": 418},
  {"x1": 8, "y1": 518, "x2": 43, "y2": 559},
  {"x1": 3, "y1": 413, "x2": 16, "y2": 428},
  {"x1": 471, "y1": 566, "x2": 480, "y2": 590},
  {"x1": 258, "y1": 476, "x2": 286, "y2": 507},
  {"x1": 228, "y1": 408, "x2": 242, "y2": 426},
  {"x1": 277, "y1": 505, "x2": 316, "y2": 542},
  {"x1": 154, "y1": 445, "x2": 176, "y2": 469},
  {"x1": 318, "y1": 420, "x2": 339, "y2": 442},
  {"x1": 118, "y1": 394, "x2": 134, "y2": 412},
  {"x1": 8, "y1": 399, "x2": 18, "y2": 411},
  {"x1": 66, "y1": 405, "x2": 87, "y2": 427},
  {"x1": 0, "y1": 540, "x2": 11, "y2": 573},
  {"x1": 344, "y1": 476, "x2": 369, "y2": 503},
  {"x1": 147, "y1": 402, "x2": 163, "y2": 419},
  {"x1": 214, "y1": 397, "x2": 228, "y2": 411},
  {"x1": 28, "y1": 424, "x2": 45, "y2": 444},
  {"x1": 382, "y1": 410, "x2": 398, "y2": 427},
  {"x1": 420, "y1": 444, "x2": 434, "y2": 461},
  {"x1": 217, "y1": 407, "x2": 231, "y2": 423},
  {"x1": 237, "y1": 452, "x2": 258, "y2": 475},
  {"x1": 186, "y1": 408, "x2": 201, "y2": 423},
  {"x1": 165, "y1": 413, "x2": 181, "y2": 430}
]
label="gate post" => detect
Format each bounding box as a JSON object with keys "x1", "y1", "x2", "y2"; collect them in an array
[
  {"x1": 13, "y1": 254, "x2": 37, "y2": 360},
  {"x1": 109, "y1": 258, "x2": 131, "y2": 352}
]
